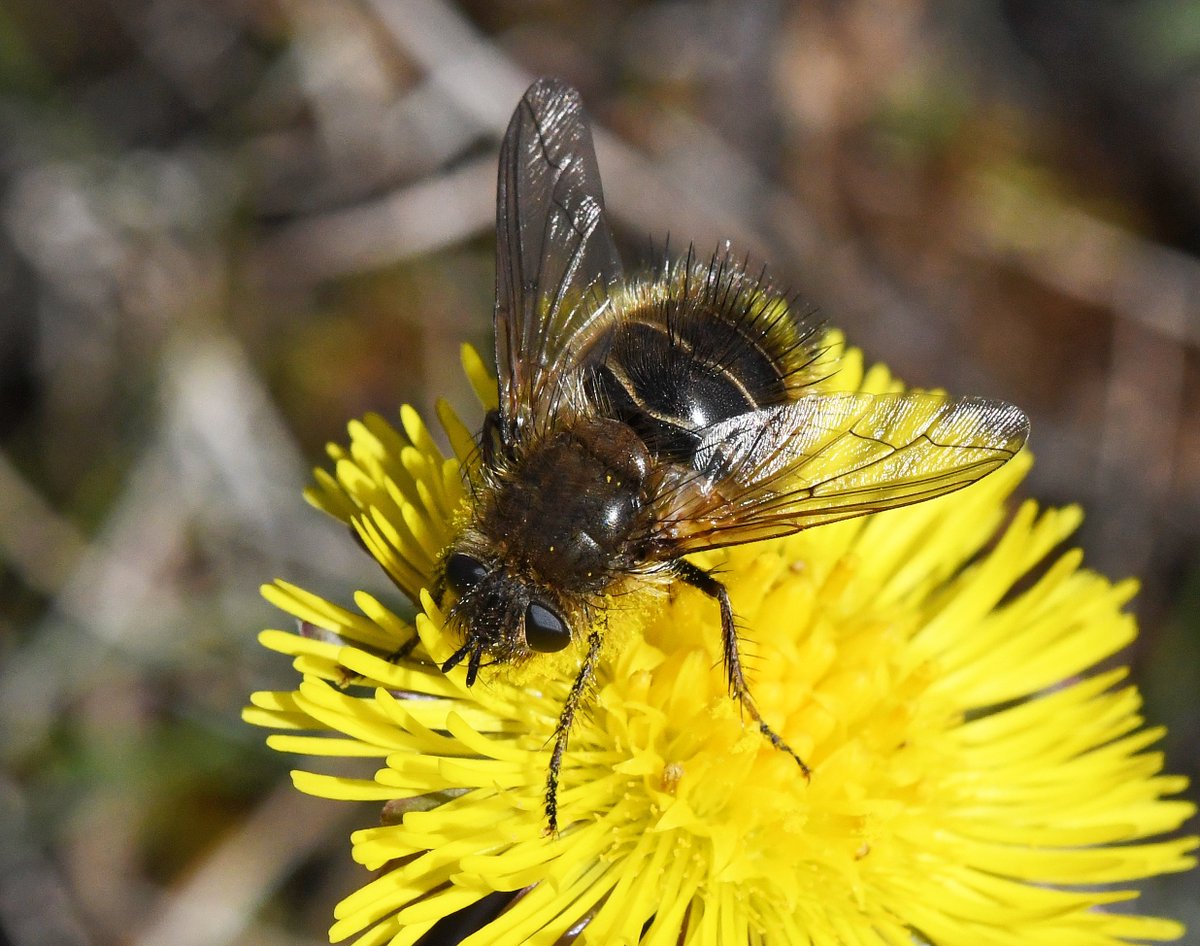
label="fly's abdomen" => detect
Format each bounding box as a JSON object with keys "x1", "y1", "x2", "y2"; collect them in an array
[
  {"x1": 585, "y1": 252, "x2": 822, "y2": 465},
  {"x1": 588, "y1": 319, "x2": 780, "y2": 461}
]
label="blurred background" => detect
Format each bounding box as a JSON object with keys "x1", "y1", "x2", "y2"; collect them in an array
[{"x1": 0, "y1": 0, "x2": 1197, "y2": 943}]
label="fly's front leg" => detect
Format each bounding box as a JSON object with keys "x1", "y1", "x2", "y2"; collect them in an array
[
  {"x1": 338, "y1": 630, "x2": 422, "y2": 689},
  {"x1": 545, "y1": 629, "x2": 603, "y2": 836},
  {"x1": 671, "y1": 559, "x2": 811, "y2": 779}
]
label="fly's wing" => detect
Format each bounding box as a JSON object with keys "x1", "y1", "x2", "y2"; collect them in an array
[
  {"x1": 653, "y1": 392, "x2": 1029, "y2": 551},
  {"x1": 494, "y1": 78, "x2": 623, "y2": 445}
]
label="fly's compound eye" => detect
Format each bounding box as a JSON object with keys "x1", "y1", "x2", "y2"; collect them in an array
[
  {"x1": 524, "y1": 601, "x2": 571, "y2": 652},
  {"x1": 445, "y1": 552, "x2": 488, "y2": 595}
]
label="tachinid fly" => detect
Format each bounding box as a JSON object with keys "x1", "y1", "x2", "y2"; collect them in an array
[{"x1": 436, "y1": 78, "x2": 1029, "y2": 835}]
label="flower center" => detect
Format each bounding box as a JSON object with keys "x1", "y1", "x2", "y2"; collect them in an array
[{"x1": 573, "y1": 535, "x2": 956, "y2": 899}]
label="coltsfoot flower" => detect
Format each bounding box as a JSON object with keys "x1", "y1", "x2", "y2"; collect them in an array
[{"x1": 246, "y1": 339, "x2": 1196, "y2": 946}]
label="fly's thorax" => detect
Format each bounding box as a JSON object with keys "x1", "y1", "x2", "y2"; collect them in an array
[{"x1": 478, "y1": 417, "x2": 654, "y2": 593}]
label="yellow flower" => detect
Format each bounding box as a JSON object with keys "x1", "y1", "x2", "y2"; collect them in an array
[{"x1": 245, "y1": 336, "x2": 1196, "y2": 946}]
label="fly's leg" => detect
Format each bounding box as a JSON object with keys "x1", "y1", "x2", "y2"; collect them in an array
[
  {"x1": 442, "y1": 637, "x2": 486, "y2": 687},
  {"x1": 671, "y1": 559, "x2": 811, "y2": 779},
  {"x1": 545, "y1": 629, "x2": 603, "y2": 836},
  {"x1": 480, "y1": 408, "x2": 507, "y2": 468},
  {"x1": 338, "y1": 633, "x2": 422, "y2": 689}
]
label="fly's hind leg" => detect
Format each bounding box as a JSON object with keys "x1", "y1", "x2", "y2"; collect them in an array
[
  {"x1": 545, "y1": 629, "x2": 603, "y2": 837},
  {"x1": 671, "y1": 559, "x2": 811, "y2": 779}
]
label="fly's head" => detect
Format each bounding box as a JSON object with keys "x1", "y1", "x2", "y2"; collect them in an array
[{"x1": 437, "y1": 544, "x2": 577, "y2": 686}]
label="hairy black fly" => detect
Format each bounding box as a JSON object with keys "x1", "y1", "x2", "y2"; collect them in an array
[{"x1": 436, "y1": 79, "x2": 1029, "y2": 835}]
